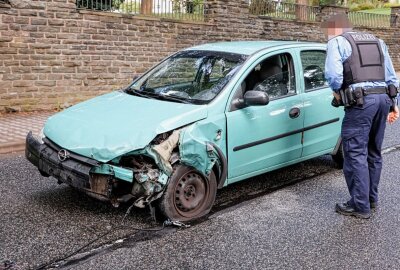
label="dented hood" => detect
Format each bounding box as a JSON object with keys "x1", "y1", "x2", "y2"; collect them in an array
[{"x1": 43, "y1": 91, "x2": 208, "y2": 162}]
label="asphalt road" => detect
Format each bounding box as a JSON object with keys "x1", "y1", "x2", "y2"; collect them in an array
[{"x1": 1, "y1": 120, "x2": 400, "y2": 270}]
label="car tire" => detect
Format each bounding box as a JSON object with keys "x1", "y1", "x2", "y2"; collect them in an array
[
  {"x1": 331, "y1": 142, "x2": 344, "y2": 169},
  {"x1": 157, "y1": 164, "x2": 217, "y2": 222}
]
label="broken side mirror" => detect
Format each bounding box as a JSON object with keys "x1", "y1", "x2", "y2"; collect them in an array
[{"x1": 243, "y1": 90, "x2": 269, "y2": 106}]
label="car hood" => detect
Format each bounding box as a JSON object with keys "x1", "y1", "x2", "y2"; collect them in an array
[{"x1": 44, "y1": 91, "x2": 208, "y2": 162}]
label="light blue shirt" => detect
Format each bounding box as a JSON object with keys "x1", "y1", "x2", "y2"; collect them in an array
[{"x1": 325, "y1": 33, "x2": 399, "y2": 93}]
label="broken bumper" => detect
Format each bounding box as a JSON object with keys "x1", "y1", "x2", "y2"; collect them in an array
[
  {"x1": 25, "y1": 132, "x2": 177, "y2": 207},
  {"x1": 25, "y1": 131, "x2": 94, "y2": 190}
]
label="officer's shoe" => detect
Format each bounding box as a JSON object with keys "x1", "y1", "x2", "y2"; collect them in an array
[
  {"x1": 370, "y1": 201, "x2": 378, "y2": 210},
  {"x1": 335, "y1": 202, "x2": 371, "y2": 219}
]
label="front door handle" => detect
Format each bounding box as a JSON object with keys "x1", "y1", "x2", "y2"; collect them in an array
[{"x1": 289, "y1": 107, "x2": 300, "y2": 119}]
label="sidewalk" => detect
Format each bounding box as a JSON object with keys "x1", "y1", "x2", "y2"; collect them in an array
[{"x1": 0, "y1": 112, "x2": 53, "y2": 154}]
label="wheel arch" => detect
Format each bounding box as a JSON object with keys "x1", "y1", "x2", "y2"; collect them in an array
[
  {"x1": 208, "y1": 142, "x2": 228, "y2": 189},
  {"x1": 331, "y1": 136, "x2": 342, "y2": 155}
]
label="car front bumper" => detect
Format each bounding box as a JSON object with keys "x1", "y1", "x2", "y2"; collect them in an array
[{"x1": 25, "y1": 131, "x2": 95, "y2": 190}]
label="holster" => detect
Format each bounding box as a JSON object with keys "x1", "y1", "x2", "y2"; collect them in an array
[
  {"x1": 353, "y1": 87, "x2": 364, "y2": 106},
  {"x1": 339, "y1": 88, "x2": 355, "y2": 107},
  {"x1": 387, "y1": 84, "x2": 398, "y2": 98}
]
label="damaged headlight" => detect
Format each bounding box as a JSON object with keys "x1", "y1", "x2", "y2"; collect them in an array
[{"x1": 33, "y1": 127, "x2": 45, "y2": 144}]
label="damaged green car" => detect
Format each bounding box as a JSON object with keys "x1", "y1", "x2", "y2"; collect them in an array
[{"x1": 26, "y1": 41, "x2": 344, "y2": 221}]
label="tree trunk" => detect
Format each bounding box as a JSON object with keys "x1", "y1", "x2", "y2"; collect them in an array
[
  {"x1": 296, "y1": 0, "x2": 308, "y2": 21},
  {"x1": 141, "y1": 0, "x2": 153, "y2": 15}
]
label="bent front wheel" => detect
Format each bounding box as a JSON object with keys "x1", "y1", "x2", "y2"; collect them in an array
[{"x1": 157, "y1": 165, "x2": 217, "y2": 222}]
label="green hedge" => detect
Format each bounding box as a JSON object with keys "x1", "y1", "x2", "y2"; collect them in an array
[{"x1": 76, "y1": 0, "x2": 125, "y2": 11}]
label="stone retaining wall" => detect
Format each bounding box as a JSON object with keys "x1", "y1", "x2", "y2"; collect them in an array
[{"x1": 0, "y1": 0, "x2": 399, "y2": 112}]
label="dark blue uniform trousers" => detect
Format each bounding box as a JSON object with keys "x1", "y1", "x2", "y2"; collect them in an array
[{"x1": 341, "y1": 94, "x2": 391, "y2": 214}]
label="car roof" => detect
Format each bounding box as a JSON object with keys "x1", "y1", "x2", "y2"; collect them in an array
[{"x1": 186, "y1": 41, "x2": 326, "y2": 56}]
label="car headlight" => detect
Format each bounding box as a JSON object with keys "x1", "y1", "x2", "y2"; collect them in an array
[
  {"x1": 39, "y1": 127, "x2": 45, "y2": 143},
  {"x1": 33, "y1": 127, "x2": 45, "y2": 144}
]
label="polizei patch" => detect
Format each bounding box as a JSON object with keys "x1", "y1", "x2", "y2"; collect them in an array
[{"x1": 350, "y1": 33, "x2": 376, "y2": 41}]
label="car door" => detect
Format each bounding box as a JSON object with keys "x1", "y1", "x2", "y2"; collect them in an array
[
  {"x1": 226, "y1": 51, "x2": 304, "y2": 182},
  {"x1": 299, "y1": 49, "x2": 343, "y2": 157}
]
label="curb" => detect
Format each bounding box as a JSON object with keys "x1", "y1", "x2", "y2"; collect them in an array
[
  {"x1": 0, "y1": 141, "x2": 26, "y2": 155},
  {"x1": 0, "y1": 111, "x2": 54, "y2": 155}
]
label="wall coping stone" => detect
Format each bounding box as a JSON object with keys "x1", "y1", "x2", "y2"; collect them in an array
[{"x1": 257, "y1": 15, "x2": 319, "y2": 25}]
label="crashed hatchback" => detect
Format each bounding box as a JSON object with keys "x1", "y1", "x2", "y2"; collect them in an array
[{"x1": 26, "y1": 41, "x2": 344, "y2": 221}]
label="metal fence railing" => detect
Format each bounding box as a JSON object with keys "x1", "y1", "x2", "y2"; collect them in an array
[
  {"x1": 76, "y1": 0, "x2": 205, "y2": 21},
  {"x1": 348, "y1": 11, "x2": 391, "y2": 28},
  {"x1": 75, "y1": 0, "x2": 396, "y2": 26},
  {"x1": 249, "y1": 0, "x2": 319, "y2": 22}
]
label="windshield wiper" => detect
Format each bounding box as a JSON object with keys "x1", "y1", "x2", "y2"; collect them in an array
[
  {"x1": 126, "y1": 88, "x2": 191, "y2": 104},
  {"x1": 125, "y1": 88, "x2": 155, "y2": 99},
  {"x1": 156, "y1": 93, "x2": 191, "y2": 104}
]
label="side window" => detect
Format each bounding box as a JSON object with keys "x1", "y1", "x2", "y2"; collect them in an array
[
  {"x1": 242, "y1": 53, "x2": 296, "y2": 100},
  {"x1": 301, "y1": 50, "x2": 328, "y2": 91}
]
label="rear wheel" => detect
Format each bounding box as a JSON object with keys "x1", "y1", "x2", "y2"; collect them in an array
[
  {"x1": 331, "y1": 142, "x2": 344, "y2": 169},
  {"x1": 157, "y1": 165, "x2": 217, "y2": 222}
]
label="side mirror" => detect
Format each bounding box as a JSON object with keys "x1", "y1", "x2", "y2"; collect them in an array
[{"x1": 243, "y1": 90, "x2": 269, "y2": 106}]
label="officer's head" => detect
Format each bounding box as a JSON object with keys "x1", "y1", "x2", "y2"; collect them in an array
[{"x1": 321, "y1": 14, "x2": 353, "y2": 40}]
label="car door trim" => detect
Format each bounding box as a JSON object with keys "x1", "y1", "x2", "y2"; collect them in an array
[{"x1": 233, "y1": 117, "x2": 340, "y2": 152}]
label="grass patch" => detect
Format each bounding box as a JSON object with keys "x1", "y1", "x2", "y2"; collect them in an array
[
  {"x1": 359, "y1": 8, "x2": 391, "y2": 15},
  {"x1": 348, "y1": 10, "x2": 391, "y2": 28}
]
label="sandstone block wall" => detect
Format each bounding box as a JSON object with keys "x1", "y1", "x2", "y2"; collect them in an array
[{"x1": 0, "y1": 0, "x2": 398, "y2": 112}]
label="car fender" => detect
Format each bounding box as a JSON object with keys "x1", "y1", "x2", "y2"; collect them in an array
[{"x1": 179, "y1": 121, "x2": 226, "y2": 182}]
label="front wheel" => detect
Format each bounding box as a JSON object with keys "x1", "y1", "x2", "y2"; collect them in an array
[{"x1": 157, "y1": 165, "x2": 217, "y2": 222}]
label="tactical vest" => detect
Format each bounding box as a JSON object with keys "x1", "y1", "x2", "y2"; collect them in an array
[{"x1": 341, "y1": 32, "x2": 385, "y2": 88}]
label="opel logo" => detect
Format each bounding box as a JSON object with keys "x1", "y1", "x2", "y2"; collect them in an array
[{"x1": 58, "y1": 149, "x2": 70, "y2": 162}]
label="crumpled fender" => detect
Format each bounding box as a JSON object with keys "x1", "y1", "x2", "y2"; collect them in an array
[{"x1": 179, "y1": 122, "x2": 225, "y2": 183}]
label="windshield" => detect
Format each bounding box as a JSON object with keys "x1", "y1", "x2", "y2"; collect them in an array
[{"x1": 127, "y1": 50, "x2": 247, "y2": 104}]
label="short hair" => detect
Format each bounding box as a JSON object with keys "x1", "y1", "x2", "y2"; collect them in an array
[{"x1": 321, "y1": 14, "x2": 353, "y2": 29}]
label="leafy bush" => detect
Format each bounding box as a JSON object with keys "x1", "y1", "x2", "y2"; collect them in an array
[
  {"x1": 319, "y1": 0, "x2": 347, "y2": 6},
  {"x1": 119, "y1": 0, "x2": 140, "y2": 13},
  {"x1": 76, "y1": 0, "x2": 125, "y2": 11},
  {"x1": 357, "y1": 3, "x2": 375, "y2": 10},
  {"x1": 383, "y1": 3, "x2": 400, "y2": 8},
  {"x1": 171, "y1": 0, "x2": 203, "y2": 13},
  {"x1": 349, "y1": 5, "x2": 361, "y2": 11}
]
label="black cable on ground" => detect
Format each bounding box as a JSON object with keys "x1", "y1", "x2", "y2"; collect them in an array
[{"x1": 33, "y1": 202, "x2": 176, "y2": 270}]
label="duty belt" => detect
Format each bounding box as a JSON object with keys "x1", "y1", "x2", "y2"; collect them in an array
[
  {"x1": 356, "y1": 86, "x2": 387, "y2": 95},
  {"x1": 340, "y1": 86, "x2": 388, "y2": 107}
]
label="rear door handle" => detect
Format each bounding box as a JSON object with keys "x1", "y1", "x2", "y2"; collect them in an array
[{"x1": 289, "y1": 107, "x2": 300, "y2": 119}]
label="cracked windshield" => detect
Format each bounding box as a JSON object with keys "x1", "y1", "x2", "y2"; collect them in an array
[{"x1": 129, "y1": 51, "x2": 247, "y2": 104}]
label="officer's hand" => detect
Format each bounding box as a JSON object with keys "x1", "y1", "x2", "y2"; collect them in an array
[
  {"x1": 332, "y1": 91, "x2": 341, "y2": 101},
  {"x1": 331, "y1": 97, "x2": 341, "y2": 107},
  {"x1": 388, "y1": 105, "x2": 399, "y2": 124}
]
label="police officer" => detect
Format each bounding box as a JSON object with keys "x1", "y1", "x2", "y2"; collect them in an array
[{"x1": 322, "y1": 14, "x2": 399, "y2": 219}]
